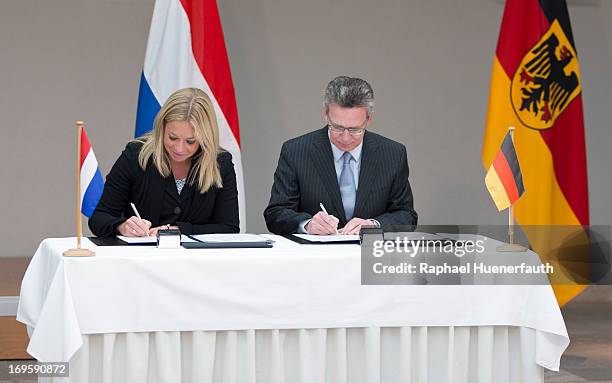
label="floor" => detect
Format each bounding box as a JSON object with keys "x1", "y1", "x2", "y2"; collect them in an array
[{"x1": 546, "y1": 289, "x2": 612, "y2": 383}]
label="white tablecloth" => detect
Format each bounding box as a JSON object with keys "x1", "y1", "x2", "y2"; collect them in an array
[
  {"x1": 18, "y1": 235, "x2": 568, "y2": 372},
  {"x1": 59, "y1": 326, "x2": 541, "y2": 383}
]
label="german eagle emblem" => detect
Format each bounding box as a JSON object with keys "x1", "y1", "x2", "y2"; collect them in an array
[{"x1": 511, "y1": 20, "x2": 581, "y2": 130}]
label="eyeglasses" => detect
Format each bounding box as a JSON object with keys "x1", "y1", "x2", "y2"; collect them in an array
[{"x1": 327, "y1": 118, "x2": 367, "y2": 136}]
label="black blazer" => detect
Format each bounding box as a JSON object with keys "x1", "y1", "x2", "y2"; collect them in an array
[
  {"x1": 264, "y1": 127, "x2": 418, "y2": 235},
  {"x1": 89, "y1": 142, "x2": 239, "y2": 236}
]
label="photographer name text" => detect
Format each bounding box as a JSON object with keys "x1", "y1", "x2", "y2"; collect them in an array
[{"x1": 373, "y1": 262, "x2": 554, "y2": 275}]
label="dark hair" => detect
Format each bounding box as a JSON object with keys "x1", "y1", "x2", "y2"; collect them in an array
[{"x1": 324, "y1": 76, "x2": 374, "y2": 116}]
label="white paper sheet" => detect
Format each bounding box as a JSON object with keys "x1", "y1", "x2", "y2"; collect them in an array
[
  {"x1": 180, "y1": 235, "x2": 198, "y2": 243},
  {"x1": 293, "y1": 234, "x2": 360, "y2": 243},
  {"x1": 117, "y1": 235, "x2": 157, "y2": 244},
  {"x1": 117, "y1": 235, "x2": 199, "y2": 244}
]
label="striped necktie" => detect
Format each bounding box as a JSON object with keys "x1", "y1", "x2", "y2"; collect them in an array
[{"x1": 339, "y1": 151, "x2": 356, "y2": 220}]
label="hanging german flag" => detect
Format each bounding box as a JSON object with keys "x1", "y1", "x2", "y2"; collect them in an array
[{"x1": 483, "y1": 0, "x2": 589, "y2": 306}]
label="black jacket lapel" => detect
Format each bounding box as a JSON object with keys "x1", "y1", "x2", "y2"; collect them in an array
[
  {"x1": 354, "y1": 131, "x2": 380, "y2": 218},
  {"x1": 140, "y1": 162, "x2": 165, "y2": 226}
]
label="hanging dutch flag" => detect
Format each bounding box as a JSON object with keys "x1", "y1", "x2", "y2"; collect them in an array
[
  {"x1": 80, "y1": 128, "x2": 104, "y2": 218},
  {"x1": 135, "y1": 0, "x2": 245, "y2": 230}
]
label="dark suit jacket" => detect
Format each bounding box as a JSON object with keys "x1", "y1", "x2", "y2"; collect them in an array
[
  {"x1": 264, "y1": 127, "x2": 418, "y2": 235},
  {"x1": 89, "y1": 142, "x2": 239, "y2": 236}
]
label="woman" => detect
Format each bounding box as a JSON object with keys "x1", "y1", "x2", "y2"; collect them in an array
[{"x1": 89, "y1": 88, "x2": 239, "y2": 237}]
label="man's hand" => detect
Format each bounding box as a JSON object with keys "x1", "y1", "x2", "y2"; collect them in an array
[
  {"x1": 339, "y1": 218, "x2": 374, "y2": 235},
  {"x1": 306, "y1": 211, "x2": 339, "y2": 235},
  {"x1": 117, "y1": 216, "x2": 152, "y2": 237}
]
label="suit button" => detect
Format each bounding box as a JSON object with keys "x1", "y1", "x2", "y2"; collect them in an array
[{"x1": 174, "y1": 206, "x2": 182, "y2": 215}]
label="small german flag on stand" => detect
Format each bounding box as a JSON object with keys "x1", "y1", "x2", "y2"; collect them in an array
[{"x1": 485, "y1": 128, "x2": 525, "y2": 211}]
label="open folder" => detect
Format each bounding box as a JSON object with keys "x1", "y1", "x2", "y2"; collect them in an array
[
  {"x1": 182, "y1": 234, "x2": 274, "y2": 249},
  {"x1": 287, "y1": 234, "x2": 361, "y2": 244}
]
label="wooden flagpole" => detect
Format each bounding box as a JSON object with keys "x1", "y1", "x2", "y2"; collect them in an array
[
  {"x1": 497, "y1": 126, "x2": 527, "y2": 252},
  {"x1": 64, "y1": 121, "x2": 95, "y2": 257}
]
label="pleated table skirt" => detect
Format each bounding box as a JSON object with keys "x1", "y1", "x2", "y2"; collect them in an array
[{"x1": 50, "y1": 326, "x2": 543, "y2": 383}]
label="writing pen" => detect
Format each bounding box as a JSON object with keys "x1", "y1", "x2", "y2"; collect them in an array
[
  {"x1": 319, "y1": 203, "x2": 338, "y2": 234},
  {"x1": 319, "y1": 203, "x2": 329, "y2": 215},
  {"x1": 130, "y1": 202, "x2": 148, "y2": 236}
]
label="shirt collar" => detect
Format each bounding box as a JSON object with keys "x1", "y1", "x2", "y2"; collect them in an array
[{"x1": 328, "y1": 130, "x2": 363, "y2": 163}]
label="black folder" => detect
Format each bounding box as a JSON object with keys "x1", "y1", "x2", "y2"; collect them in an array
[
  {"x1": 284, "y1": 234, "x2": 361, "y2": 245},
  {"x1": 182, "y1": 235, "x2": 274, "y2": 249}
]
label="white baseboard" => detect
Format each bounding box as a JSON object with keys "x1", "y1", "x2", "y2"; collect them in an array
[{"x1": 0, "y1": 296, "x2": 19, "y2": 316}]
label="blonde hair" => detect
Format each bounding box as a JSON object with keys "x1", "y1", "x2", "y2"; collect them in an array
[{"x1": 136, "y1": 88, "x2": 223, "y2": 193}]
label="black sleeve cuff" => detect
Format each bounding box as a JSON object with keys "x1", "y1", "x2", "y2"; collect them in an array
[{"x1": 176, "y1": 221, "x2": 193, "y2": 235}]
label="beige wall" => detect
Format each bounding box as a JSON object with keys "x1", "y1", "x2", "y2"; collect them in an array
[{"x1": 0, "y1": 0, "x2": 610, "y2": 257}]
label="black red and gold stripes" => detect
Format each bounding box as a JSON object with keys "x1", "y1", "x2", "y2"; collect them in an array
[
  {"x1": 483, "y1": 0, "x2": 589, "y2": 305},
  {"x1": 485, "y1": 132, "x2": 525, "y2": 211}
]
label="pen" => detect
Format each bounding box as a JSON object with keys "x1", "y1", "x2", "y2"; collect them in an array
[
  {"x1": 130, "y1": 202, "x2": 143, "y2": 221},
  {"x1": 130, "y1": 202, "x2": 148, "y2": 236},
  {"x1": 319, "y1": 203, "x2": 329, "y2": 215},
  {"x1": 319, "y1": 203, "x2": 338, "y2": 234}
]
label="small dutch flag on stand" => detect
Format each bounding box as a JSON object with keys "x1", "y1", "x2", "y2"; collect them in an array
[
  {"x1": 79, "y1": 127, "x2": 104, "y2": 218},
  {"x1": 64, "y1": 121, "x2": 102, "y2": 257}
]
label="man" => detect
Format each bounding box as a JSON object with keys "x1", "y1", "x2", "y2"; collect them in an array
[{"x1": 264, "y1": 76, "x2": 417, "y2": 235}]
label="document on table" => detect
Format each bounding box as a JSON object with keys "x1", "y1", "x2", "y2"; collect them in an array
[
  {"x1": 117, "y1": 235, "x2": 198, "y2": 244},
  {"x1": 117, "y1": 236, "x2": 157, "y2": 244},
  {"x1": 293, "y1": 234, "x2": 360, "y2": 243},
  {"x1": 189, "y1": 234, "x2": 271, "y2": 243}
]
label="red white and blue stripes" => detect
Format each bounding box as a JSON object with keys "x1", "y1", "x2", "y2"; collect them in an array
[
  {"x1": 80, "y1": 128, "x2": 104, "y2": 218},
  {"x1": 135, "y1": 0, "x2": 244, "y2": 229}
]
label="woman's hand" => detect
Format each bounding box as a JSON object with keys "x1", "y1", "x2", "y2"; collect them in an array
[
  {"x1": 117, "y1": 216, "x2": 152, "y2": 237},
  {"x1": 148, "y1": 224, "x2": 178, "y2": 237}
]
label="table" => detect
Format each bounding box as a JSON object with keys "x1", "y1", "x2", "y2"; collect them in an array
[{"x1": 17, "y1": 235, "x2": 569, "y2": 383}]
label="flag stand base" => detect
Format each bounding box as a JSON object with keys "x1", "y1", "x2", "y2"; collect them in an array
[
  {"x1": 496, "y1": 243, "x2": 527, "y2": 252},
  {"x1": 63, "y1": 248, "x2": 95, "y2": 257}
]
